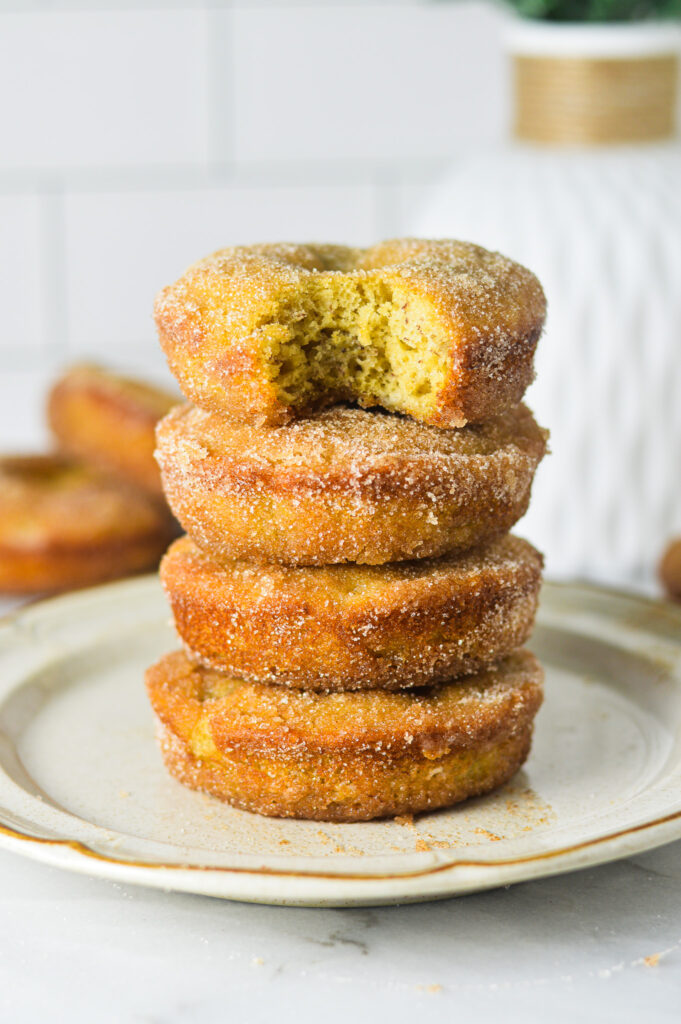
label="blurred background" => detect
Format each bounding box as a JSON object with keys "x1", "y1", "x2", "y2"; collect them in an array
[
  {"x1": 1, "y1": 0, "x2": 681, "y2": 591},
  {"x1": 0, "y1": 0, "x2": 508, "y2": 435}
]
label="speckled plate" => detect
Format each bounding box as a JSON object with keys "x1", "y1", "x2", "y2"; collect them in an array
[{"x1": 0, "y1": 577, "x2": 680, "y2": 907}]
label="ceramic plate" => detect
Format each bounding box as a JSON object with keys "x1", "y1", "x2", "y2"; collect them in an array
[{"x1": 0, "y1": 577, "x2": 680, "y2": 907}]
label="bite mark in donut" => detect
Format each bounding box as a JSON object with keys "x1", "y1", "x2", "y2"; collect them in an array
[{"x1": 155, "y1": 239, "x2": 546, "y2": 428}]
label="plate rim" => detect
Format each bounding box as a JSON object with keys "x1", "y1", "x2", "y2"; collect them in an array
[{"x1": 1, "y1": 576, "x2": 681, "y2": 905}]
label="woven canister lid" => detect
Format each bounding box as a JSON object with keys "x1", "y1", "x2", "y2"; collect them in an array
[
  {"x1": 513, "y1": 52, "x2": 678, "y2": 144},
  {"x1": 507, "y1": 21, "x2": 680, "y2": 145}
]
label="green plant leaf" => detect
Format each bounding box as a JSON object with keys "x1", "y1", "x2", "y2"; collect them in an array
[{"x1": 496, "y1": 0, "x2": 681, "y2": 20}]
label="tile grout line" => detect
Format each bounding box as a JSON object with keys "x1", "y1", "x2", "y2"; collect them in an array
[{"x1": 0, "y1": 157, "x2": 451, "y2": 197}]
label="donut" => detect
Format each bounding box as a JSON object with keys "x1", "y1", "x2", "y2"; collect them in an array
[
  {"x1": 155, "y1": 402, "x2": 548, "y2": 566},
  {"x1": 154, "y1": 239, "x2": 546, "y2": 429},
  {"x1": 48, "y1": 363, "x2": 178, "y2": 497},
  {"x1": 146, "y1": 649, "x2": 544, "y2": 822},
  {"x1": 659, "y1": 537, "x2": 681, "y2": 602},
  {"x1": 0, "y1": 455, "x2": 178, "y2": 594},
  {"x1": 161, "y1": 534, "x2": 543, "y2": 691}
]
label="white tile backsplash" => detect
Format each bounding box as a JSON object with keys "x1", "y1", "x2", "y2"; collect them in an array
[
  {"x1": 230, "y1": 3, "x2": 505, "y2": 163},
  {"x1": 0, "y1": 195, "x2": 47, "y2": 353},
  {"x1": 0, "y1": 0, "x2": 505, "y2": 392},
  {"x1": 0, "y1": 11, "x2": 210, "y2": 170},
  {"x1": 0, "y1": 365, "x2": 63, "y2": 449},
  {"x1": 63, "y1": 182, "x2": 379, "y2": 356}
]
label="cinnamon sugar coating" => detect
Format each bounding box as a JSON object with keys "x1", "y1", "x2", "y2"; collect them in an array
[
  {"x1": 155, "y1": 402, "x2": 548, "y2": 565},
  {"x1": 155, "y1": 239, "x2": 545, "y2": 429},
  {"x1": 0, "y1": 455, "x2": 178, "y2": 594},
  {"x1": 161, "y1": 534, "x2": 543, "y2": 691},
  {"x1": 146, "y1": 649, "x2": 543, "y2": 821},
  {"x1": 48, "y1": 363, "x2": 178, "y2": 498}
]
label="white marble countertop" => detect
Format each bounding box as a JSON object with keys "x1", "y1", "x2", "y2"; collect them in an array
[{"x1": 1, "y1": 839, "x2": 680, "y2": 1023}]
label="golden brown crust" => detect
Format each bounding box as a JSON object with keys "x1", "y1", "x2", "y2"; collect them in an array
[
  {"x1": 155, "y1": 239, "x2": 545, "y2": 428},
  {"x1": 659, "y1": 537, "x2": 681, "y2": 602},
  {"x1": 161, "y1": 534, "x2": 543, "y2": 691},
  {"x1": 0, "y1": 455, "x2": 178, "y2": 594},
  {"x1": 48, "y1": 363, "x2": 178, "y2": 497},
  {"x1": 146, "y1": 649, "x2": 543, "y2": 821},
  {"x1": 155, "y1": 402, "x2": 548, "y2": 565}
]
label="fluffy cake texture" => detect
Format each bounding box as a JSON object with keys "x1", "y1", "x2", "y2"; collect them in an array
[
  {"x1": 161, "y1": 534, "x2": 543, "y2": 691},
  {"x1": 155, "y1": 239, "x2": 546, "y2": 429},
  {"x1": 155, "y1": 403, "x2": 548, "y2": 566},
  {"x1": 146, "y1": 649, "x2": 544, "y2": 822}
]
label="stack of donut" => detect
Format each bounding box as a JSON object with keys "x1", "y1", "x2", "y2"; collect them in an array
[
  {"x1": 0, "y1": 365, "x2": 179, "y2": 596},
  {"x1": 146, "y1": 239, "x2": 549, "y2": 822}
]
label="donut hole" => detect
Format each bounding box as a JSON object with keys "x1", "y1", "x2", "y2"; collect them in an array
[{"x1": 268, "y1": 276, "x2": 449, "y2": 420}]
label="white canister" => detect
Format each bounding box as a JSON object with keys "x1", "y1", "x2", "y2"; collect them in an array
[{"x1": 415, "y1": 20, "x2": 681, "y2": 587}]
